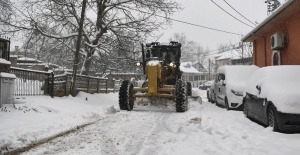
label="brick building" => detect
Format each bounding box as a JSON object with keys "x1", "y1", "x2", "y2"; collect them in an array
[{"x1": 242, "y1": 0, "x2": 300, "y2": 66}]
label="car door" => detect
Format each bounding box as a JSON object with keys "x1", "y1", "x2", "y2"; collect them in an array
[
  {"x1": 250, "y1": 91, "x2": 265, "y2": 120},
  {"x1": 213, "y1": 74, "x2": 220, "y2": 103},
  {"x1": 215, "y1": 73, "x2": 226, "y2": 105},
  {"x1": 246, "y1": 92, "x2": 265, "y2": 121},
  {"x1": 218, "y1": 73, "x2": 226, "y2": 106}
]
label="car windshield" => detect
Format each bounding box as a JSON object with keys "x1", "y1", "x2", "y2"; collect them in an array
[{"x1": 147, "y1": 47, "x2": 176, "y2": 62}]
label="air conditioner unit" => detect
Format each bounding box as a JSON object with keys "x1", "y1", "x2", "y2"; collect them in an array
[{"x1": 271, "y1": 32, "x2": 284, "y2": 50}]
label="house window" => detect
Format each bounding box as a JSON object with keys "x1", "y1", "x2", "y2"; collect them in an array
[{"x1": 194, "y1": 76, "x2": 199, "y2": 81}]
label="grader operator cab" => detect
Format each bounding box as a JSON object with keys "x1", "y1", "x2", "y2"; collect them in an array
[{"x1": 119, "y1": 41, "x2": 192, "y2": 112}]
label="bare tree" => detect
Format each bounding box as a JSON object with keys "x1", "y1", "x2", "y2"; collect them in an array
[
  {"x1": 0, "y1": 0, "x2": 12, "y2": 33},
  {"x1": 1, "y1": 0, "x2": 180, "y2": 75},
  {"x1": 169, "y1": 32, "x2": 207, "y2": 65},
  {"x1": 217, "y1": 44, "x2": 231, "y2": 53}
]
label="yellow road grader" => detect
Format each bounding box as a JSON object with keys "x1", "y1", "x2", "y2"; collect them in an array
[{"x1": 119, "y1": 41, "x2": 193, "y2": 112}]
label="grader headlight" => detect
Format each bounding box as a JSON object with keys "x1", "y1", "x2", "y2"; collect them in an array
[{"x1": 135, "y1": 62, "x2": 141, "y2": 67}]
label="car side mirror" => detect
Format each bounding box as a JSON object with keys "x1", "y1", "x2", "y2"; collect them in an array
[{"x1": 222, "y1": 80, "x2": 226, "y2": 86}]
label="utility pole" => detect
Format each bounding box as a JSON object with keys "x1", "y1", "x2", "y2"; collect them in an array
[
  {"x1": 71, "y1": 0, "x2": 87, "y2": 96},
  {"x1": 208, "y1": 59, "x2": 211, "y2": 80}
]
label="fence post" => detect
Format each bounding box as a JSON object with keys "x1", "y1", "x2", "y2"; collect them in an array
[
  {"x1": 87, "y1": 77, "x2": 90, "y2": 93},
  {"x1": 65, "y1": 74, "x2": 68, "y2": 96},
  {"x1": 105, "y1": 79, "x2": 108, "y2": 93},
  {"x1": 97, "y1": 79, "x2": 99, "y2": 93},
  {"x1": 51, "y1": 72, "x2": 54, "y2": 98},
  {"x1": 112, "y1": 80, "x2": 115, "y2": 93}
]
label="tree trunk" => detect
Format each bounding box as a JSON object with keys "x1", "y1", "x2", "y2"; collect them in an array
[{"x1": 71, "y1": 0, "x2": 87, "y2": 96}]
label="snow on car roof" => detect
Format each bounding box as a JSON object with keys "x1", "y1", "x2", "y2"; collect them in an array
[
  {"x1": 217, "y1": 65, "x2": 259, "y2": 81},
  {"x1": 217, "y1": 65, "x2": 259, "y2": 94},
  {"x1": 245, "y1": 65, "x2": 300, "y2": 114}
]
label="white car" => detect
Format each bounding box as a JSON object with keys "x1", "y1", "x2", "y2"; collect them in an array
[
  {"x1": 243, "y1": 66, "x2": 300, "y2": 133},
  {"x1": 214, "y1": 65, "x2": 259, "y2": 110},
  {"x1": 199, "y1": 80, "x2": 213, "y2": 90}
]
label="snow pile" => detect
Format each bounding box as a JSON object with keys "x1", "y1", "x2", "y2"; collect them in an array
[
  {"x1": 0, "y1": 92, "x2": 118, "y2": 152},
  {"x1": 245, "y1": 65, "x2": 300, "y2": 114}
]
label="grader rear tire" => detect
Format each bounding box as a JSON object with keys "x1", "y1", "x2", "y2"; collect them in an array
[
  {"x1": 175, "y1": 80, "x2": 188, "y2": 112},
  {"x1": 119, "y1": 80, "x2": 134, "y2": 111}
]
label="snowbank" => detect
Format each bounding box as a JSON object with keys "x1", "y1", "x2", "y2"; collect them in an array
[{"x1": 0, "y1": 92, "x2": 118, "y2": 151}]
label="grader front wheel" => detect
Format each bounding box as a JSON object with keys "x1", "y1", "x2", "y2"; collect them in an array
[
  {"x1": 175, "y1": 80, "x2": 188, "y2": 112},
  {"x1": 119, "y1": 80, "x2": 134, "y2": 111}
]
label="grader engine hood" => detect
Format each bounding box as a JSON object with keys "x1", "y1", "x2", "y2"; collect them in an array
[{"x1": 146, "y1": 60, "x2": 162, "y2": 95}]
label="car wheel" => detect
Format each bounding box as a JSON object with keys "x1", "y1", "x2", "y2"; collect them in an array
[
  {"x1": 207, "y1": 91, "x2": 211, "y2": 102},
  {"x1": 211, "y1": 95, "x2": 215, "y2": 103},
  {"x1": 225, "y1": 97, "x2": 230, "y2": 110},
  {"x1": 215, "y1": 95, "x2": 220, "y2": 107},
  {"x1": 268, "y1": 105, "x2": 279, "y2": 132}
]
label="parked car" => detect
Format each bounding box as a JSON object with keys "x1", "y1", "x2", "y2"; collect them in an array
[
  {"x1": 214, "y1": 65, "x2": 259, "y2": 110},
  {"x1": 199, "y1": 80, "x2": 213, "y2": 90},
  {"x1": 243, "y1": 66, "x2": 300, "y2": 133},
  {"x1": 207, "y1": 82, "x2": 216, "y2": 103}
]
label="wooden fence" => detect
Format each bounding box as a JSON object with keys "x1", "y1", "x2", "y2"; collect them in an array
[
  {"x1": 10, "y1": 67, "x2": 120, "y2": 97},
  {"x1": 53, "y1": 73, "x2": 121, "y2": 97}
]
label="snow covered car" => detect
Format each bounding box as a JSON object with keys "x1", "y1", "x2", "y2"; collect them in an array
[
  {"x1": 243, "y1": 66, "x2": 300, "y2": 133},
  {"x1": 207, "y1": 82, "x2": 216, "y2": 103},
  {"x1": 199, "y1": 80, "x2": 213, "y2": 90},
  {"x1": 214, "y1": 65, "x2": 259, "y2": 110}
]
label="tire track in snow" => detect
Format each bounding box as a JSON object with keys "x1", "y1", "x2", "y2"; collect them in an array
[
  {"x1": 137, "y1": 113, "x2": 174, "y2": 155},
  {"x1": 120, "y1": 106, "x2": 175, "y2": 155}
]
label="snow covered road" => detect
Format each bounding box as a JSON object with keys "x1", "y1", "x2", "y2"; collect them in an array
[
  {"x1": 1, "y1": 90, "x2": 300, "y2": 154},
  {"x1": 21, "y1": 91, "x2": 300, "y2": 155}
]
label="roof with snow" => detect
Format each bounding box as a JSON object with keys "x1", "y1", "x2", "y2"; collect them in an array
[
  {"x1": 0, "y1": 58, "x2": 11, "y2": 65},
  {"x1": 215, "y1": 50, "x2": 242, "y2": 60},
  {"x1": 242, "y1": 0, "x2": 300, "y2": 42},
  {"x1": 180, "y1": 62, "x2": 201, "y2": 74},
  {"x1": 18, "y1": 57, "x2": 42, "y2": 63}
]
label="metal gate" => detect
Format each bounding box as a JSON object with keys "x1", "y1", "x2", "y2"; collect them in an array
[{"x1": 9, "y1": 67, "x2": 54, "y2": 97}]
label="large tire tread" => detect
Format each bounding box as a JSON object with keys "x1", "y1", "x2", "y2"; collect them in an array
[
  {"x1": 175, "y1": 80, "x2": 188, "y2": 112},
  {"x1": 119, "y1": 80, "x2": 134, "y2": 111}
]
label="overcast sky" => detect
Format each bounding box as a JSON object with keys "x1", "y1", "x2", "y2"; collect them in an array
[
  {"x1": 11, "y1": 0, "x2": 286, "y2": 51},
  {"x1": 155, "y1": 0, "x2": 286, "y2": 51}
]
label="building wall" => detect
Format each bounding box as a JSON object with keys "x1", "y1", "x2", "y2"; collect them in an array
[
  {"x1": 253, "y1": 38, "x2": 268, "y2": 67},
  {"x1": 254, "y1": 9, "x2": 300, "y2": 66}
]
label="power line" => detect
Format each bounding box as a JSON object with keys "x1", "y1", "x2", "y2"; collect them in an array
[
  {"x1": 223, "y1": 0, "x2": 256, "y2": 26},
  {"x1": 119, "y1": 5, "x2": 242, "y2": 36},
  {"x1": 205, "y1": 42, "x2": 242, "y2": 56},
  {"x1": 210, "y1": 0, "x2": 254, "y2": 28}
]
